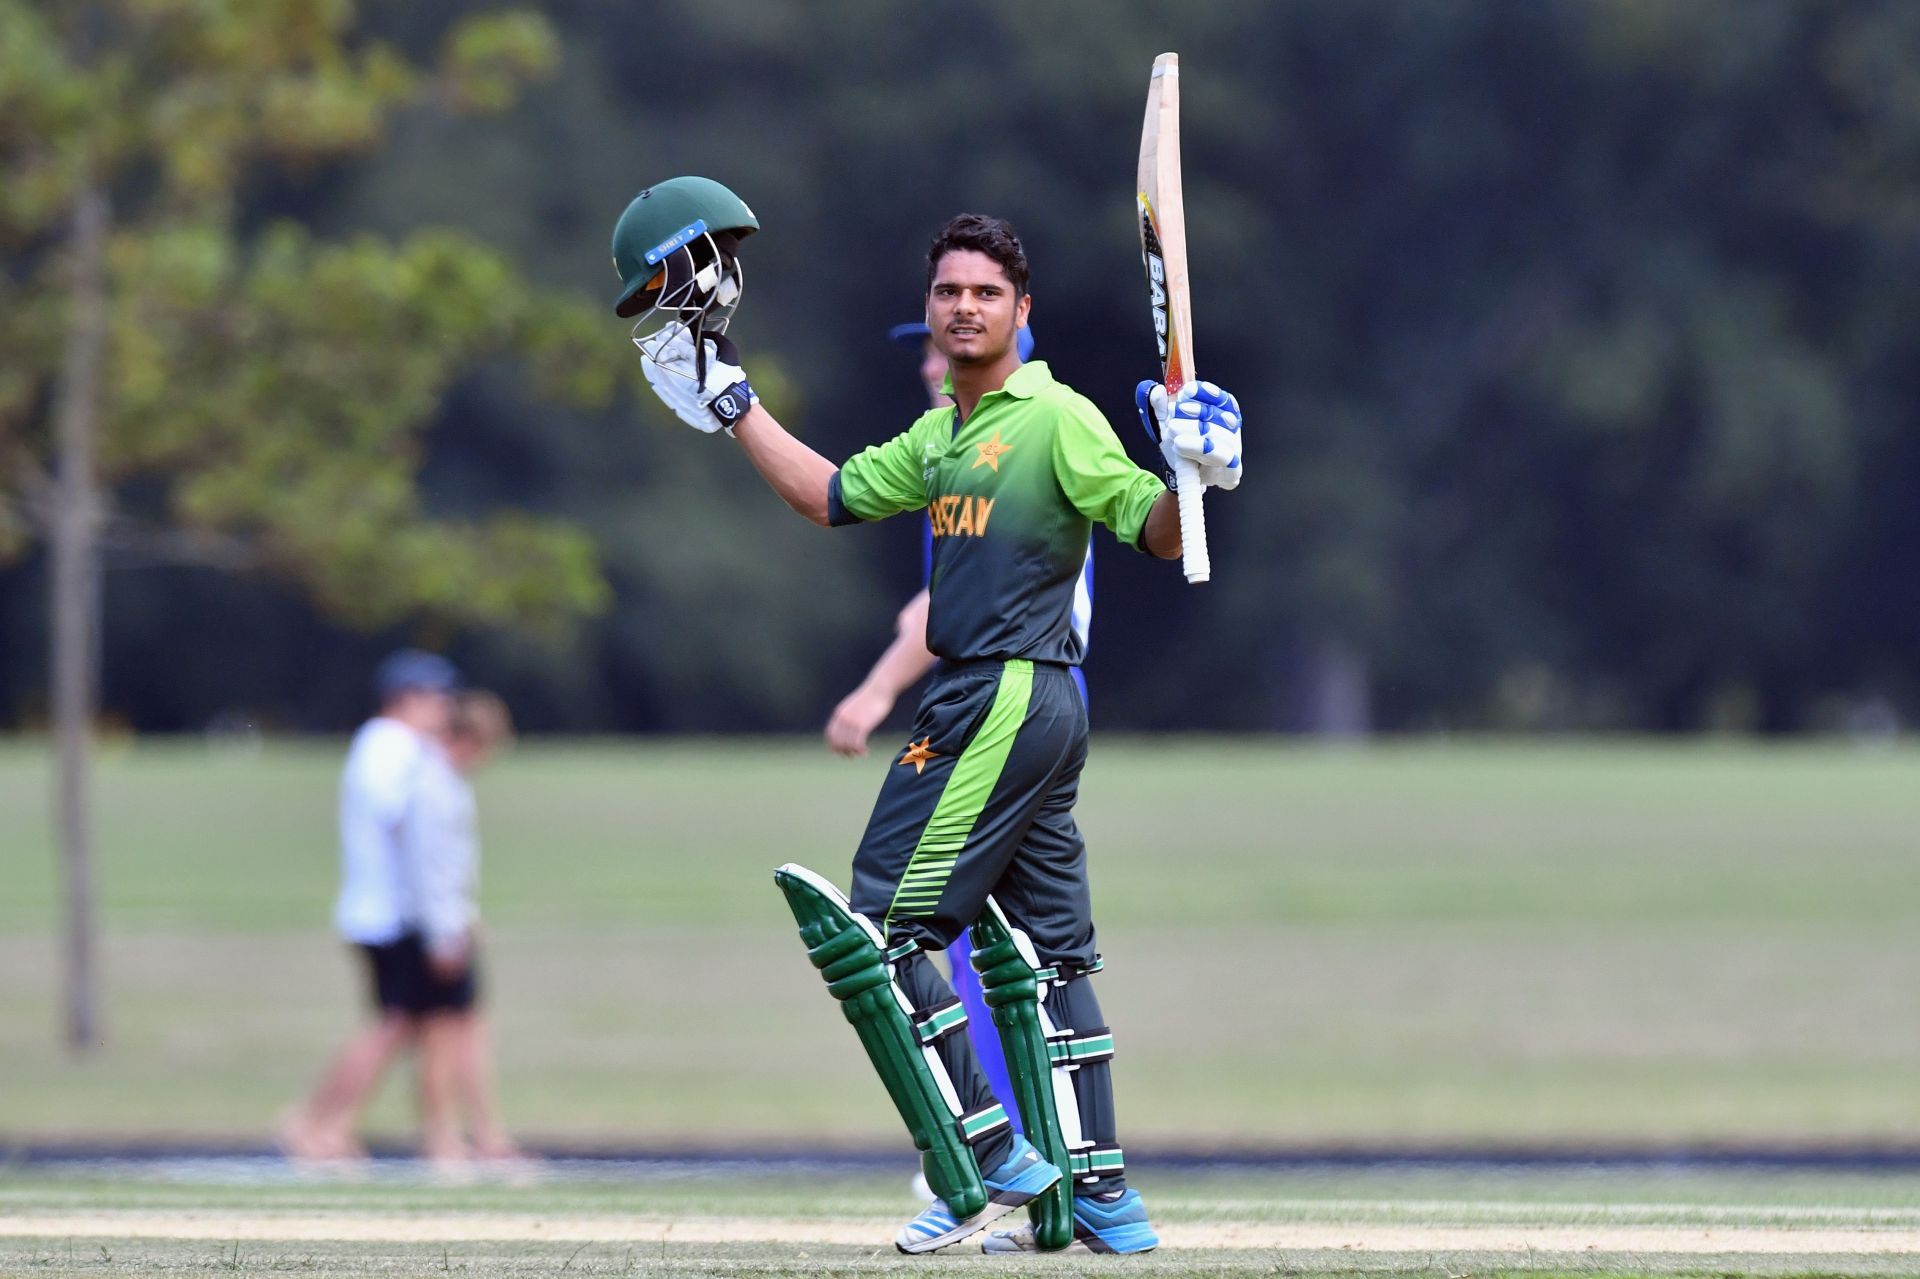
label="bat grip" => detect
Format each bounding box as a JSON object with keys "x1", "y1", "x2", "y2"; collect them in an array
[{"x1": 1173, "y1": 457, "x2": 1210, "y2": 583}]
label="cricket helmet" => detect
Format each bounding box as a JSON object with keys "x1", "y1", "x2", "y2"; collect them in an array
[{"x1": 611, "y1": 176, "x2": 759, "y2": 330}]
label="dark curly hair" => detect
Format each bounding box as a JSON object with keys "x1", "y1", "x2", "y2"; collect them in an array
[{"x1": 926, "y1": 213, "x2": 1030, "y2": 297}]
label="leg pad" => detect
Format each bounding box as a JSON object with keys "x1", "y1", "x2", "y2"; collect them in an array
[
  {"x1": 776, "y1": 863, "x2": 988, "y2": 1220},
  {"x1": 969, "y1": 900, "x2": 1077, "y2": 1251}
]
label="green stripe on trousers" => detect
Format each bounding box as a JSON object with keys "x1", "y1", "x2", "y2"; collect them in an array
[{"x1": 885, "y1": 660, "x2": 1035, "y2": 925}]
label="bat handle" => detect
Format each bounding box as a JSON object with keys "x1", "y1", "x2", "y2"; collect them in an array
[{"x1": 1173, "y1": 456, "x2": 1210, "y2": 583}]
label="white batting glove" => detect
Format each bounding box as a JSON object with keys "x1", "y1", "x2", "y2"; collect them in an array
[
  {"x1": 636, "y1": 321, "x2": 758, "y2": 435},
  {"x1": 1136, "y1": 380, "x2": 1242, "y2": 491}
]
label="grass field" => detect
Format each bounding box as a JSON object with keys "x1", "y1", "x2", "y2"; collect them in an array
[{"x1": 6, "y1": 736, "x2": 1920, "y2": 1148}]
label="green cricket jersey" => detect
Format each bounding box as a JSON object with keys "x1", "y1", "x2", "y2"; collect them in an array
[{"x1": 827, "y1": 361, "x2": 1165, "y2": 665}]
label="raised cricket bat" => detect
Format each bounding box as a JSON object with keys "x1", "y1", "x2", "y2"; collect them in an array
[{"x1": 1137, "y1": 51, "x2": 1210, "y2": 584}]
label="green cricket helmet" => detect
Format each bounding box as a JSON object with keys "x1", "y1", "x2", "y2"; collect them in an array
[{"x1": 611, "y1": 176, "x2": 759, "y2": 331}]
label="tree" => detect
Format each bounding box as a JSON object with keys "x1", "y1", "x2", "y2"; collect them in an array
[{"x1": 0, "y1": 0, "x2": 613, "y2": 1051}]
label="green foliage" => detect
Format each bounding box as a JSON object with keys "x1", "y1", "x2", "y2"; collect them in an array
[
  {"x1": 436, "y1": 8, "x2": 558, "y2": 114},
  {"x1": 98, "y1": 222, "x2": 607, "y2": 627},
  {"x1": 11, "y1": 0, "x2": 1920, "y2": 730},
  {"x1": 0, "y1": 0, "x2": 607, "y2": 637}
]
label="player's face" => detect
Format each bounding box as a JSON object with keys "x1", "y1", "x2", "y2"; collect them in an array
[
  {"x1": 927, "y1": 250, "x2": 1030, "y2": 368},
  {"x1": 918, "y1": 338, "x2": 952, "y2": 408}
]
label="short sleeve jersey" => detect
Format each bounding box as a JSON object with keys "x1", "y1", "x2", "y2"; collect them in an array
[{"x1": 828, "y1": 361, "x2": 1163, "y2": 665}]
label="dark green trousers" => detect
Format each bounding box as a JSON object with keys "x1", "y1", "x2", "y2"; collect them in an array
[{"x1": 849, "y1": 659, "x2": 1094, "y2": 964}]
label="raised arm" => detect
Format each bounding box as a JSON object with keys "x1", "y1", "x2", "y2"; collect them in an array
[
  {"x1": 1140, "y1": 490, "x2": 1183, "y2": 560},
  {"x1": 634, "y1": 325, "x2": 933, "y2": 529},
  {"x1": 733, "y1": 404, "x2": 837, "y2": 527},
  {"x1": 1050, "y1": 380, "x2": 1243, "y2": 561},
  {"x1": 634, "y1": 325, "x2": 837, "y2": 525},
  {"x1": 1133, "y1": 379, "x2": 1243, "y2": 561}
]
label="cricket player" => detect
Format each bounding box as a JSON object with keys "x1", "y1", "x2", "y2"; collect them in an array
[
  {"x1": 826, "y1": 320, "x2": 1090, "y2": 1162},
  {"x1": 620, "y1": 196, "x2": 1241, "y2": 1254}
]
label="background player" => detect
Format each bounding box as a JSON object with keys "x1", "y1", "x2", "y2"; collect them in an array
[
  {"x1": 629, "y1": 206, "x2": 1241, "y2": 1252},
  {"x1": 406, "y1": 689, "x2": 522, "y2": 1163},
  {"x1": 281, "y1": 650, "x2": 457, "y2": 1160}
]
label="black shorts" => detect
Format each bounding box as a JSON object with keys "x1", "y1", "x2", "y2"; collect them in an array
[{"x1": 358, "y1": 932, "x2": 478, "y2": 1015}]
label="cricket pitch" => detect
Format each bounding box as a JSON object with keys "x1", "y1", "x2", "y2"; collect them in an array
[{"x1": 8, "y1": 1209, "x2": 1920, "y2": 1255}]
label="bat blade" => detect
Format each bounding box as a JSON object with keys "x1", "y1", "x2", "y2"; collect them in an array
[{"x1": 1136, "y1": 51, "x2": 1210, "y2": 584}]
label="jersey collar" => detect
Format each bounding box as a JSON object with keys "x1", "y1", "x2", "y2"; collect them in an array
[{"x1": 938, "y1": 359, "x2": 1052, "y2": 401}]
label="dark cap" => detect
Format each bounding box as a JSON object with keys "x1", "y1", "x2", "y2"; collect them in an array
[
  {"x1": 374, "y1": 649, "x2": 460, "y2": 702},
  {"x1": 889, "y1": 322, "x2": 1034, "y2": 362}
]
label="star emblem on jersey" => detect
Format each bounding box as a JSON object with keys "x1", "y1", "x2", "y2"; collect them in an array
[
  {"x1": 898, "y1": 737, "x2": 939, "y2": 775},
  {"x1": 972, "y1": 431, "x2": 1013, "y2": 472}
]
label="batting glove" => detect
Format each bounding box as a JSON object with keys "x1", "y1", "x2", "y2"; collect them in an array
[
  {"x1": 636, "y1": 321, "x2": 758, "y2": 435},
  {"x1": 1135, "y1": 379, "x2": 1242, "y2": 491}
]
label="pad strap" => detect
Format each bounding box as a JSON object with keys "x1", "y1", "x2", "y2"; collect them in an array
[
  {"x1": 1046, "y1": 1025, "x2": 1115, "y2": 1068},
  {"x1": 959, "y1": 1102, "x2": 1012, "y2": 1147},
  {"x1": 913, "y1": 997, "x2": 969, "y2": 1046},
  {"x1": 1034, "y1": 955, "x2": 1104, "y2": 985},
  {"x1": 1070, "y1": 1143, "x2": 1126, "y2": 1182}
]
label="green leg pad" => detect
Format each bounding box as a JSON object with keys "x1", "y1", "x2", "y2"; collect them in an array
[
  {"x1": 774, "y1": 863, "x2": 987, "y2": 1220},
  {"x1": 970, "y1": 899, "x2": 1076, "y2": 1251}
]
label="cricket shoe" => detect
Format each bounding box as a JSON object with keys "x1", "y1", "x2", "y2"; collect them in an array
[
  {"x1": 980, "y1": 1187, "x2": 1160, "y2": 1254},
  {"x1": 894, "y1": 1135, "x2": 1063, "y2": 1254}
]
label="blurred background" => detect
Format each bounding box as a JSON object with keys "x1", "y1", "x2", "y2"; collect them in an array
[{"x1": 7, "y1": 0, "x2": 1920, "y2": 1156}]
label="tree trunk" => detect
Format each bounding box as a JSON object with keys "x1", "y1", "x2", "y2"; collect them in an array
[{"x1": 50, "y1": 181, "x2": 109, "y2": 1054}]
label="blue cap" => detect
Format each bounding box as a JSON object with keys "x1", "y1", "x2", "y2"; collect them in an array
[
  {"x1": 374, "y1": 649, "x2": 460, "y2": 701},
  {"x1": 889, "y1": 322, "x2": 1034, "y2": 362}
]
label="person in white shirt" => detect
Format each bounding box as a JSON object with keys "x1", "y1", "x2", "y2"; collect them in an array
[
  {"x1": 406, "y1": 689, "x2": 519, "y2": 1161},
  {"x1": 280, "y1": 649, "x2": 458, "y2": 1161}
]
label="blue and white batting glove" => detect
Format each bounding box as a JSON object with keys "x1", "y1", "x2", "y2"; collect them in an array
[
  {"x1": 636, "y1": 321, "x2": 758, "y2": 435},
  {"x1": 1135, "y1": 379, "x2": 1242, "y2": 491}
]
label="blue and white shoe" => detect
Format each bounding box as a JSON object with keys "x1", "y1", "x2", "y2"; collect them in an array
[
  {"x1": 980, "y1": 1187, "x2": 1160, "y2": 1254},
  {"x1": 894, "y1": 1135, "x2": 1063, "y2": 1254}
]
